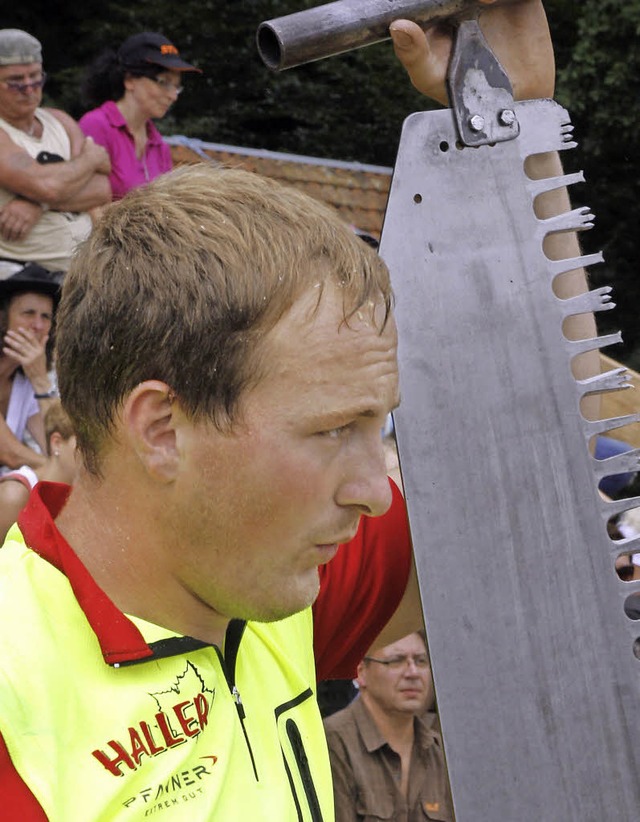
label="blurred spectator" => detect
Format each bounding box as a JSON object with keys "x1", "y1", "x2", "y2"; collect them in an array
[
  {"x1": 324, "y1": 631, "x2": 453, "y2": 821},
  {"x1": 0, "y1": 262, "x2": 60, "y2": 472},
  {"x1": 0, "y1": 28, "x2": 111, "y2": 271},
  {"x1": 595, "y1": 435, "x2": 638, "y2": 497},
  {"x1": 0, "y1": 400, "x2": 76, "y2": 542},
  {"x1": 80, "y1": 32, "x2": 200, "y2": 200}
]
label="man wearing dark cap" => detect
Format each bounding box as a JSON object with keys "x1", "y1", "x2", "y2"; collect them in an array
[
  {"x1": 80, "y1": 32, "x2": 201, "y2": 199},
  {"x1": 0, "y1": 261, "x2": 60, "y2": 472},
  {"x1": 0, "y1": 28, "x2": 112, "y2": 271}
]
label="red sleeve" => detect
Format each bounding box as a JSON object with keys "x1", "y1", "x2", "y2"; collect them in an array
[
  {"x1": 313, "y1": 480, "x2": 411, "y2": 680},
  {"x1": 0, "y1": 731, "x2": 48, "y2": 819}
]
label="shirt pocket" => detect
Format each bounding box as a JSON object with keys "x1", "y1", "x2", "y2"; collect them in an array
[
  {"x1": 276, "y1": 688, "x2": 325, "y2": 822},
  {"x1": 419, "y1": 796, "x2": 451, "y2": 821},
  {"x1": 355, "y1": 789, "x2": 395, "y2": 820}
]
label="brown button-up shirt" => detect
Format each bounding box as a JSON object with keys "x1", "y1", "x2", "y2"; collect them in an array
[{"x1": 324, "y1": 697, "x2": 453, "y2": 822}]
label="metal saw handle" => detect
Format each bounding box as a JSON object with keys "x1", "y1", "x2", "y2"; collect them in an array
[{"x1": 256, "y1": 0, "x2": 517, "y2": 71}]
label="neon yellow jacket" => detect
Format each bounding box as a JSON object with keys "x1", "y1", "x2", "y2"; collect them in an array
[{"x1": 0, "y1": 527, "x2": 333, "y2": 820}]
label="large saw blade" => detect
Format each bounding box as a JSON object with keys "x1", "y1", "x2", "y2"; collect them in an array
[{"x1": 380, "y1": 99, "x2": 640, "y2": 820}]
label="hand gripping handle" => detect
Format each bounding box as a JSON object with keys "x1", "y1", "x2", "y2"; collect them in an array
[{"x1": 257, "y1": 0, "x2": 517, "y2": 71}]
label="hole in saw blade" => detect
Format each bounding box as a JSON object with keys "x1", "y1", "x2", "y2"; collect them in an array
[
  {"x1": 614, "y1": 547, "x2": 640, "y2": 582},
  {"x1": 413, "y1": 193, "x2": 423, "y2": 204},
  {"x1": 624, "y1": 594, "x2": 640, "y2": 620},
  {"x1": 439, "y1": 141, "x2": 450, "y2": 152},
  {"x1": 632, "y1": 638, "x2": 640, "y2": 659}
]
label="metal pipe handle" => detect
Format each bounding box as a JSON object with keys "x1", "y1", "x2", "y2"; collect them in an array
[{"x1": 258, "y1": 0, "x2": 487, "y2": 71}]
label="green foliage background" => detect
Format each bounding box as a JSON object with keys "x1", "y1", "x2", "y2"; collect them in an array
[{"x1": 1, "y1": 1, "x2": 638, "y2": 365}]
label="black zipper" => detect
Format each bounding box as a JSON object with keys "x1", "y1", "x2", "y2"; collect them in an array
[
  {"x1": 286, "y1": 718, "x2": 324, "y2": 822},
  {"x1": 216, "y1": 619, "x2": 259, "y2": 781}
]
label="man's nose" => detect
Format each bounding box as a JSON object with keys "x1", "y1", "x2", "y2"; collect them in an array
[
  {"x1": 404, "y1": 657, "x2": 421, "y2": 673},
  {"x1": 335, "y1": 435, "x2": 393, "y2": 517}
]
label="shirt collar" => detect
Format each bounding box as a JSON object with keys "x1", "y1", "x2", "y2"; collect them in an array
[
  {"x1": 351, "y1": 693, "x2": 440, "y2": 754},
  {"x1": 101, "y1": 100, "x2": 164, "y2": 145},
  {"x1": 18, "y1": 482, "x2": 156, "y2": 666},
  {"x1": 351, "y1": 696, "x2": 388, "y2": 753}
]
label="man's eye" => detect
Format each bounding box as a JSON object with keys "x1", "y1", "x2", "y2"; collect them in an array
[{"x1": 319, "y1": 424, "x2": 350, "y2": 438}]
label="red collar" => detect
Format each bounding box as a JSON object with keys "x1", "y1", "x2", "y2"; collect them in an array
[{"x1": 18, "y1": 483, "x2": 154, "y2": 666}]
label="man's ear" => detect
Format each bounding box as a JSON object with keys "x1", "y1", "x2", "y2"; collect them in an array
[
  {"x1": 121, "y1": 381, "x2": 181, "y2": 482},
  {"x1": 355, "y1": 660, "x2": 367, "y2": 690}
]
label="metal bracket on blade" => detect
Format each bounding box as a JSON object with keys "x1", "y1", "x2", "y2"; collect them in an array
[{"x1": 447, "y1": 16, "x2": 519, "y2": 146}]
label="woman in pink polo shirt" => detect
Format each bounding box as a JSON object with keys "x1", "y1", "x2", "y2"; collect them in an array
[{"x1": 79, "y1": 32, "x2": 201, "y2": 200}]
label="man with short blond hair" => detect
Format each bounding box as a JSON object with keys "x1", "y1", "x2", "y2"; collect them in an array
[{"x1": 0, "y1": 4, "x2": 588, "y2": 819}]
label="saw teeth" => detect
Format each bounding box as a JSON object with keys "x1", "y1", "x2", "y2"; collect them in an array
[
  {"x1": 599, "y1": 494, "x2": 640, "y2": 520},
  {"x1": 593, "y1": 447, "x2": 640, "y2": 480},
  {"x1": 611, "y1": 533, "x2": 640, "y2": 555},
  {"x1": 542, "y1": 206, "x2": 595, "y2": 234},
  {"x1": 528, "y1": 170, "x2": 585, "y2": 198},
  {"x1": 569, "y1": 331, "x2": 623, "y2": 357},
  {"x1": 548, "y1": 252, "x2": 604, "y2": 278},
  {"x1": 579, "y1": 367, "x2": 632, "y2": 396},
  {"x1": 561, "y1": 286, "x2": 614, "y2": 318},
  {"x1": 585, "y1": 412, "x2": 640, "y2": 440}
]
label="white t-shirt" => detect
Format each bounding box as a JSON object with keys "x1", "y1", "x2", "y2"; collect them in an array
[{"x1": 5, "y1": 372, "x2": 39, "y2": 444}]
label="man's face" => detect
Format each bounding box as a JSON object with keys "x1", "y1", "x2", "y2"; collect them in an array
[
  {"x1": 7, "y1": 291, "x2": 53, "y2": 342},
  {"x1": 0, "y1": 62, "x2": 44, "y2": 120},
  {"x1": 172, "y1": 281, "x2": 399, "y2": 624},
  {"x1": 358, "y1": 632, "x2": 435, "y2": 716}
]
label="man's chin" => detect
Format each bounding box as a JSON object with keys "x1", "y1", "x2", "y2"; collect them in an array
[{"x1": 239, "y1": 575, "x2": 320, "y2": 624}]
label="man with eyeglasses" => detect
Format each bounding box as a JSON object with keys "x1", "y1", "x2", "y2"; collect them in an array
[
  {"x1": 0, "y1": 29, "x2": 111, "y2": 273},
  {"x1": 324, "y1": 632, "x2": 453, "y2": 821}
]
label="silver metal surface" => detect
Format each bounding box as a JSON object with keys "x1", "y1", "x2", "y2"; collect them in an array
[
  {"x1": 257, "y1": 0, "x2": 515, "y2": 71},
  {"x1": 447, "y1": 18, "x2": 519, "y2": 146},
  {"x1": 380, "y1": 99, "x2": 640, "y2": 820}
]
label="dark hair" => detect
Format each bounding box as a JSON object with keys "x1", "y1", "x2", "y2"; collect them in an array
[{"x1": 80, "y1": 47, "x2": 161, "y2": 109}]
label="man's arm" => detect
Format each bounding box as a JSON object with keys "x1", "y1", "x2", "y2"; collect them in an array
[
  {"x1": 0, "y1": 732, "x2": 47, "y2": 819},
  {"x1": 47, "y1": 109, "x2": 112, "y2": 211},
  {"x1": 323, "y1": 730, "x2": 360, "y2": 822},
  {"x1": 0, "y1": 413, "x2": 45, "y2": 470},
  {"x1": 0, "y1": 480, "x2": 30, "y2": 544},
  {"x1": 0, "y1": 114, "x2": 111, "y2": 211}
]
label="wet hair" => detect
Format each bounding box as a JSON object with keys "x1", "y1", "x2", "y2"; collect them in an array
[
  {"x1": 80, "y1": 47, "x2": 162, "y2": 108},
  {"x1": 57, "y1": 163, "x2": 393, "y2": 475}
]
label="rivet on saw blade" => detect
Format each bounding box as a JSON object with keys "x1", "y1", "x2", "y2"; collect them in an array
[
  {"x1": 498, "y1": 109, "x2": 516, "y2": 126},
  {"x1": 468, "y1": 114, "x2": 485, "y2": 132}
]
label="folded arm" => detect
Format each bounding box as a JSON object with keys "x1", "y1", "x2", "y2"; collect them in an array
[
  {"x1": 0, "y1": 110, "x2": 111, "y2": 211},
  {"x1": 0, "y1": 413, "x2": 45, "y2": 471}
]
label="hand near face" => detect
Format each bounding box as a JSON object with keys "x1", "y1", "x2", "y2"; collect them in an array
[
  {"x1": 3, "y1": 325, "x2": 48, "y2": 381},
  {"x1": 389, "y1": 0, "x2": 555, "y2": 105}
]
